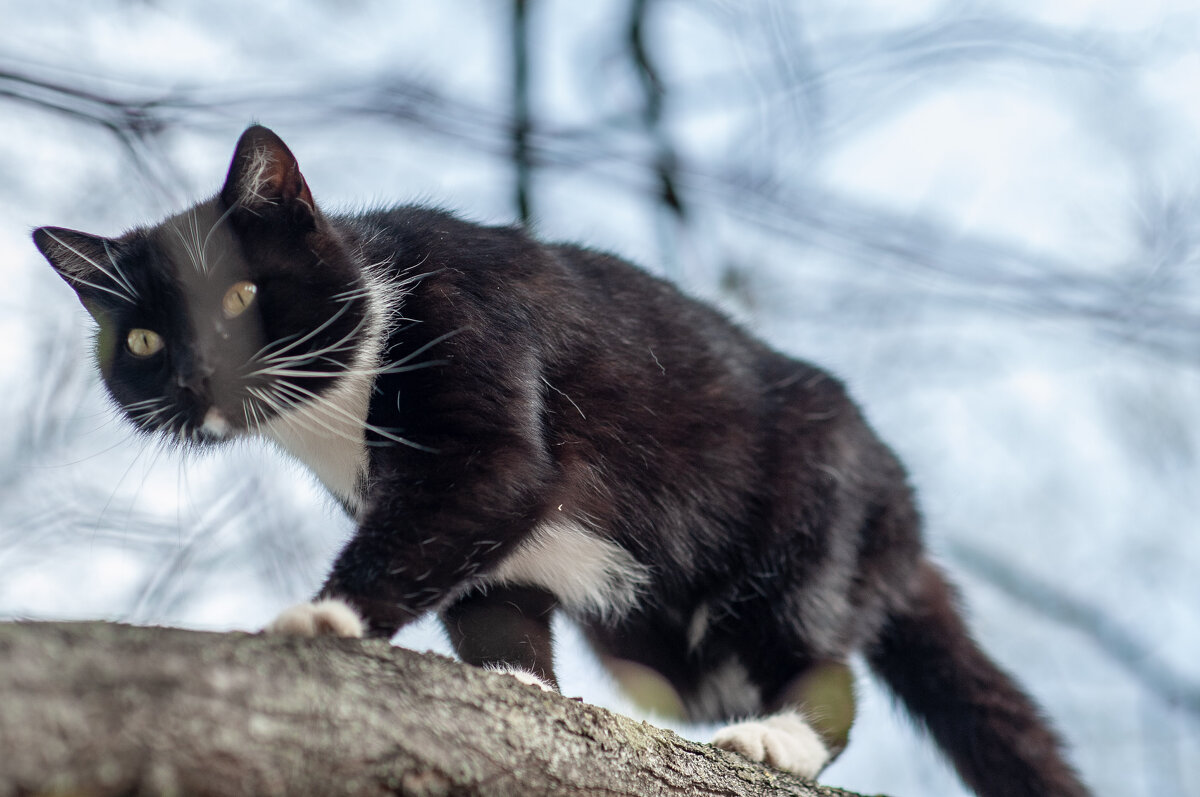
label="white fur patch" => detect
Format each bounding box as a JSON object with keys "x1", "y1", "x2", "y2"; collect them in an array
[
  {"x1": 264, "y1": 371, "x2": 371, "y2": 511},
  {"x1": 712, "y1": 710, "x2": 830, "y2": 779},
  {"x1": 262, "y1": 272, "x2": 389, "y2": 513},
  {"x1": 484, "y1": 518, "x2": 650, "y2": 621},
  {"x1": 240, "y1": 144, "x2": 277, "y2": 206},
  {"x1": 265, "y1": 598, "x2": 365, "y2": 638},
  {"x1": 202, "y1": 407, "x2": 231, "y2": 439},
  {"x1": 485, "y1": 663, "x2": 556, "y2": 693}
]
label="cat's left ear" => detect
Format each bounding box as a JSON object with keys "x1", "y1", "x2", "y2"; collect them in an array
[
  {"x1": 220, "y1": 124, "x2": 316, "y2": 225},
  {"x1": 33, "y1": 226, "x2": 132, "y2": 311}
]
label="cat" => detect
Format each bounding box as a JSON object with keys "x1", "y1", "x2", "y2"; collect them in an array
[{"x1": 34, "y1": 124, "x2": 1090, "y2": 797}]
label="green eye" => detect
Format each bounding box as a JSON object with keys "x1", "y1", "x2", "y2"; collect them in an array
[
  {"x1": 222, "y1": 280, "x2": 257, "y2": 318},
  {"x1": 127, "y1": 328, "x2": 163, "y2": 357}
]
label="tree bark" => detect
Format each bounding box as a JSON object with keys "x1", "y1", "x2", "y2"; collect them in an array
[{"x1": 0, "y1": 622, "x2": 874, "y2": 797}]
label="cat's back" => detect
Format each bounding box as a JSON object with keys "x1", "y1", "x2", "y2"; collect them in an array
[{"x1": 339, "y1": 205, "x2": 775, "y2": 366}]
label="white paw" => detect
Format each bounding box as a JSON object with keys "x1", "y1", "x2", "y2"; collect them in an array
[
  {"x1": 712, "y1": 710, "x2": 830, "y2": 779},
  {"x1": 264, "y1": 599, "x2": 365, "y2": 638},
  {"x1": 485, "y1": 663, "x2": 557, "y2": 693}
]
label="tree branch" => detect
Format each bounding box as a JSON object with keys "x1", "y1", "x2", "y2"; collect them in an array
[{"x1": 0, "y1": 621, "x2": 871, "y2": 797}]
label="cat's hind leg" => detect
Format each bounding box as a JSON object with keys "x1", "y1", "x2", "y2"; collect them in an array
[
  {"x1": 440, "y1": 583, "x2": 559, "y2": 692},
  {"x1": 711, "y1": 659, "x2": 856, "y2": 780},
  {"x1": 712, "y1": 710, "x2": 831, "y2": 778}
]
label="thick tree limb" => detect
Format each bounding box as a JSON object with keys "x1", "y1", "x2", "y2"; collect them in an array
[{"x1": 0, "y1": 622, "x2": 871, "y2": 797}]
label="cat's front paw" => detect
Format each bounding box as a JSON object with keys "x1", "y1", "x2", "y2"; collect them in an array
[
  {"x1": 712, "y1": 710, "x2": 830, "y2": 779},
  {"x1": 265, "y1": 598, "x2": 365, "y2": 638}
]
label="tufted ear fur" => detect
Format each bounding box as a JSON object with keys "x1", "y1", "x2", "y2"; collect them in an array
[{"x1": 220, "y1": 124, "x2": 315, "y2": 225}]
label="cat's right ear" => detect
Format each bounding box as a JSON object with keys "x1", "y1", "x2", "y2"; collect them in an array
[
  {"x1": 220, "y1": 125, "x2": 316, "y2": 226},
  {"x1": 33, "y1": 226, "x2": 135, "y2": 310}
]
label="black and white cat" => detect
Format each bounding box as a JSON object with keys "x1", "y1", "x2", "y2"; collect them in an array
[{"x1": 35, "y1": 125, "x2": 1089, "y2": 797}]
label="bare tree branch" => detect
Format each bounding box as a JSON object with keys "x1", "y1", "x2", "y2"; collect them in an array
[
  {"x1": 0, "y1": 621, "x2": 870, "y2": 797},
  {"x1": 511, "y1": 0, "x2": 535, "y2": 224}
]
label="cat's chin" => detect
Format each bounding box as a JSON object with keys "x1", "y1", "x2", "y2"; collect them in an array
[{"x1": 199, "y1": 407, "x2": 235, "y2": 441}]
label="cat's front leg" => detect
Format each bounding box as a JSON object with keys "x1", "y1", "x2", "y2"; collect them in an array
[
  {"x1": 262, "y1": 526, "x2": 423, "y2": 640},
  {"x1": 298, "y1": 467, "x2": 553, "y2": 640},
  {"x1": 265, "y1": 597, "x2": 365, "y2": 638},
  {"x1": 263, "y1": 519, "x2": 435, "y2": 641}
]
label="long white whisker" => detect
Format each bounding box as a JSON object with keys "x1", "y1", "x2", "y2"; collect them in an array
[
  {"x1": 62, "y1": 272, "x2": 137, "y2": 304},
  {"x1": 101, "y1": 240, "x2": 139, "y2": 298},
  {"x1": 123, "y1": 398, "x2": 165, "y2": 410},
  {"x1": 273, "y1": 379, "x2": 436, "y2": 453},
  {"x1": 168, "y1": 218, "x2": 202, "y2": 276},
  {"x1": 253, "y1": 358, "x2": 448, "y2": 381},
  {"x1": 247, "y1": 307, "x2": 371, "y2": 377},
  {"x1": 252, "y1": 385, "x2": 371, "y2": 451},
  {"x1": 200, "y1": 200, "x2": 241, "y2": 272},
  {"x1": 255, "y1": 328, "x2": 361, "y2": 368},
  {"x1": 242, "y1": 396, "x2": 267, "y2": 436},
  {"x1": 253, "y1": 385, "x2": 357, "y2": 446},
  {"x1": 189, "y1": 209, "x2": 206, "y2": 274},
  {"x1": 330, "y1": 285, "x2": 372, "y2": 301},
  {"x1": 250, "y1": 390, "x2": 275, "y2": 434},
  {"x1": 246, "y1": 300, "x2": 353, "y2": 367},
  {"x1": 244, "y1": 331, "x2": 305, "y2": 365},
  {"x1": 127, "y1": 403, "x2": 169, "y2": 423},
  {"x1": 377, "y1": 329, "x2": 463, "y2": 373}
]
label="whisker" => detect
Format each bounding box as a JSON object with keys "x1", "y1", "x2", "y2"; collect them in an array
[
  {"x1": 245, "y1": 300, "x2": 354, "y2": 367},
  {"x1": 200, "y1": 200, "x2": 241, "y2": 273},
  {"x1": 190, "y1": 210, "x2": 206, "y2": 274},
  {"x1": 252, "y1": 385, "x2": 374, "y2": 452},
  {"x1": 168, "y1": 218, "x2": 202, "y2": 276},
  {"x1": 190, "y1": 209, "x2": 206, "y2": 274},
  {"x1": 245, "y1": 331, "x2": 305, "y2": 366},
  {"x1": 253, "y1": 358, "x2": 448, "y2": 381},
  {"x1": 123, "y1": 398, "x2": 166, "y2": 410},
  {"x1": 377, "y1": 329, "x2": 463, "y2": 373},
  {"x1": 247, "y1": 308, "x2": 371, "y2": 377},
  {"x1": 273, "y1": 379, "x2": 436, "y2": 453},
  {"x1": 101, "y1": 240, "x2": 139, "y2": 299}
]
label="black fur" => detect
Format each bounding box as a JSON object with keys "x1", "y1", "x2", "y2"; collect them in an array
[{"x1": 34, "y1": 125, "x2": 1090, "y2": 797}]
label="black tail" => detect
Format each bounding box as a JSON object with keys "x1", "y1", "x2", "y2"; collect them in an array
[{"x1": 866, "y1": 559, "x2": 1090, "y2": 797}]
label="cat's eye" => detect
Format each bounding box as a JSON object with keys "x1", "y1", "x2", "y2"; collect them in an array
[
  {"x1": 222, "y1": 280, "x2": 258, "y2": 318},
  {"x1": 126, "y1": 328, "x2": 164, "y2": 357}
]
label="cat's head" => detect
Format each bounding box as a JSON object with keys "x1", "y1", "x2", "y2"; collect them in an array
[{"x1": 34, "y1": 125, "x2": 371, "y2": 446}]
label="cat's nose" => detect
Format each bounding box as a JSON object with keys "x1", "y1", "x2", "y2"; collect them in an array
[{"x1": 176, "y1": 361, "x2": 215, "y2": 395}]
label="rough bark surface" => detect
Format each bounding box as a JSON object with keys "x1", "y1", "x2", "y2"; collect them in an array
[{"x1": 0, "y1": 622, "x2": 877, "y2": 797}]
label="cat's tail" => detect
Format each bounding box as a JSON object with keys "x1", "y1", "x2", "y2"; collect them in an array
[{"x1": 865, "y1": 558, "x2": 1091, "y2": 797}]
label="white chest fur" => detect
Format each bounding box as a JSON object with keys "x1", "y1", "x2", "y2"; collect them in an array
[
  {"x1": 485, "y1": 518, "x2": 651, "y2": 621},
  {"x1": 263, "y1": 366, "x2": 373, "y2": 511},
  {"x1": 260, "y1": 272, "x2": 390, "y2": 512}
]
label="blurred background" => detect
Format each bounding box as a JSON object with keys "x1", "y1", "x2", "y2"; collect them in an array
[{"x1": 1, "y1": 1, "x2": 1198, "y2": 795}]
